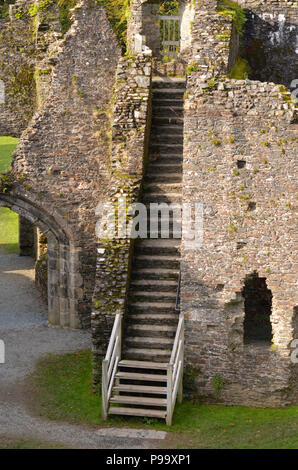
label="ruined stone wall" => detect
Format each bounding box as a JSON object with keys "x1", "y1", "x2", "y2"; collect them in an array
[
  {"x1": 240, "y1": 2, "x2": 298, "y2": 88},
  {"x1": 128, "y1": 0, "x2": 160, "y2": 55},
  {"x1": 4, "y1": 1, "x2": 121, "y2": 328},
  {"x1": 182, "y1": 1, "x2": 298, "y2": 406},
  {"x1": 0, "y1": 0, "x2": 64, "y2": 136},
  {"x1": 92, "y1": 52, "x2": 152, "y2": 389},
  {"x1": 0, "y1": 2, "x2": 36, "y2": 136}
]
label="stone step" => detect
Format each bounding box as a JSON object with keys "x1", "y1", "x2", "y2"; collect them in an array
[
  {"x1": 110, "y1": 395, "x2": 167, "y2": 407},
  {"x1": 119, "y1": 360, "x2": 168, "y2": 370},
  {"x1": 151, "y1": 124, "x2": 183, "y2": 135},
  {"x1": 130, "y1": 279, "x2": 177, "y2": 292},
  {"x1": 129, "y1": 290, "x2": 177, "y2": 303},
  {"x1": 152, "y1": 116, "x2": 184, "y2": 126},
  {"x1": 134, "y1": 255, "x2": 179, "y2": 269},
  {"x1": 128, "y1": 302, "x2": 176, "y2": 315},
  {"x1": 146, "y1": 163, "x2": 183, "y2": 172},
  {"x1": 143, "y1": 193, "x2": 182, "y2": 203},
  {"x1": 152, "y1": 98, "x2": 183, "y2": 107},
  {"x1": 148, "y1": 153, "x2": 183, "y2": 165},
  {"x1": 152, "y1": 106, "x2": 183, "y2": 117},
  {"x1": 149, "y1": 143, "x2": 183, "y2": 154},
  {"x1": 127, "y1": 313, "x2": 178, "y2": 326},
  {"x1": 152, "y1": 88, "x2": 185, "y2": 100},
  {"x1": 142, "y1": 182, "x2": 182, "y2": 193},
  {"x1": 126, "y1": 324, "x2": 176, "y2": 338},
  {"x1": 124, "y1": 348, "x2": 171, "y2": 362},
  {"x1": 108, "y1": 407, "x2": 166, "y2": 419},
  {"x1": 134, "y1": 247, "x2": 180, "y2": 258},
  {"x1": 131, "y1": 268, "x2": 179, "y2": 281},
  {"x1": 150, "y1": 134, "x2": 183, "y2": 145},
  {"x1": 125, "y1": 336, "x2": 174, "y2": 349},
  {"x1": 134, "y1": 240, "x2": 180, "y2": 257},
  {"x1": 115, "y1": 370, "x2": 168, "y2": 382},
  {"x1": 112, "y1": 384, "x2": 167, "y2": 394},
  {"x1": 145, "y1": 173, "x2": 182, "y2": 184},
  {"x1": 152, "y1": 78, "x2": 186, "y2": 89}
]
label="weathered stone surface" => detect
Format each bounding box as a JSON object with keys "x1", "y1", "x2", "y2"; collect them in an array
[
  {"x1": 182, "y1": 1, "x2": 298, "y2": 406},
  {"x1": 0, "y1": 0, "x2": 121, "y2": 329}
]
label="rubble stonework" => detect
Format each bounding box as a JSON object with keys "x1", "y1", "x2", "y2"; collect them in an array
[
  {"x1": 182, "y1": 0, "x2": 298, "y2": 406},
  {"x1": 0, "y1": 0, "x2": 296, "y2": 407},
  {"x1": 0, "y1": 0, "x2": 121, "y2": 328},
  {"x1": 92, "y1": 52, "x2": 152, "y2": 389}
]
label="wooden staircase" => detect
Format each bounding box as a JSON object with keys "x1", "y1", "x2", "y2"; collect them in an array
[{"x1": 102, "y1": 78, "x2": 185, "y2": 426}]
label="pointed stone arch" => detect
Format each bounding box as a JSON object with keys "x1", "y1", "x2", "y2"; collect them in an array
[{"x1": 0, "y1": 193, "x2": 81, "y2": 329}]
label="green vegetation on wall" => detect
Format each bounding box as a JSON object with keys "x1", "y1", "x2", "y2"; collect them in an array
[
  {"x1": 96, "y1": 0, "x2": 131, "y2": 51},
  {"x1": 0, "y1": 0, "x2": 15, "y2": 20},
  {"x1": 217, "y1": 0, "x2": 247, "y2": 35},
  {"x1": 58, "y1": 0, "x2": 77, "y2": 35},
  {"x1": 158, "y1": 0, "x2": 179, "y2": 15},
  {"x1": 229, "y1": 57, "x2": 251, "y2": 79}
]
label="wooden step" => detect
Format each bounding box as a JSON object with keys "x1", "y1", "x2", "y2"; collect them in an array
[
  {"x1": 125, "y1": 324, "x2": 176, "y2": 334},
  {"x1": 118, "y1": 360, "x2": 168, "y2": 369},
  {"x1": 125, "y1": 336, "x2": 174, "y2": 348},
  {"x1": 124, "y1": 348, "x2": 171, "y2": 361},
  {"x1": 110, "y1": 395, "x2": 167, "y2": 406},
  {"x1": 115, "y1": 371, "x2": 167, "y2": 382},
  {"x1": 112, "y1": 384, "x2": 167, "y2": 394},
  {"x1": 108, "y1": 407, "x2": 167, "y2": 419}
]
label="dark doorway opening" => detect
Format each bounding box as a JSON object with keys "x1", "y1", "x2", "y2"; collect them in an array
[{"x1": 242, "y1": 272, "x2": 273, "y2": 345}]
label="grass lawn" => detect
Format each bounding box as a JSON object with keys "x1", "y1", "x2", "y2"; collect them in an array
[
  {"x1": 30, "y1": 350, "x2": 298, "y2": 449},
  {"x1": 0, "y1": 436, "x2": 68, "y2": 449},
  {"x1": 0, "y1": 136, "x2": 19, "y2": 254}
]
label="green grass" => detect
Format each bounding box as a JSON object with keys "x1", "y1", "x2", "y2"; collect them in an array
[
  {"x1": 0, "y1": 436, "x2": 68, "y2": 449},
  {"x1": 0, "y1": 136, "x2": 19, "y2": 254},
  {"x1": 30, "y1": 349, "x2": 298, "y2": 449},
  {"x1": 0, "y1": 136, "x2": 18, "y2": 172}
]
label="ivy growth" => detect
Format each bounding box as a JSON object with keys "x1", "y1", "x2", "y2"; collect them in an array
[
  {"x1": 157, "y1": 0, "x2": 179, "y2": 15},
  {"x1": 96, "y1": 0, "x2": 132, "y2": 52},
  {"x1": 0, "y1": 0, "x2": 15, "y2": 20},
  {"x1": 58, "y1": 0, "x2": 77, "y2": 35},
  {"x1": 217, "y1": 0, "x2": 247, "y2": 35}
]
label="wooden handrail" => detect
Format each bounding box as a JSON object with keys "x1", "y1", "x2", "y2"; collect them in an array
[
  {"x1": 170, "y1": 314, "x2": 183, "y2": 364},
  {"x1": 167, "y1": 313, "x2": 184, "y2": 425},
  {"x1": 102, "y1": 313, "x2": 122, "y2": 420}
]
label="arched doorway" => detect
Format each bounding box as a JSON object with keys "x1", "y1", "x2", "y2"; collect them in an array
[{"x1": 0, "y1": 193, "x2": 81, "y2": 329}]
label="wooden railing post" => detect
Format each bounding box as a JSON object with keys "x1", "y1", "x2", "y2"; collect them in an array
[
  {"x1": 166, "y1": 363, "x2": 173, "y2": 426},
  {"x1": 102, "y1": 359, "x2": 108, "y2": 420},
  {"x1": 101, "y1": 313, "x2": 123, "y2": 421},
  {"x1": 178, "y1": 317, "x2": 184, "y2": 404}
]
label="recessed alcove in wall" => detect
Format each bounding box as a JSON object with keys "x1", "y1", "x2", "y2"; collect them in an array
[{"x1": 242, "y1": 272, "x2": 273, "y2": 345}]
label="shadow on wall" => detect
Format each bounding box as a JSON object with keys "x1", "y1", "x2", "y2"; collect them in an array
[{"x1": 241, "y1": 11, "x2": 298, "y2": 88}]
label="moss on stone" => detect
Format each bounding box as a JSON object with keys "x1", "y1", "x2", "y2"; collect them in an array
[
  {"x1": 229, "y1": 57, "x2": 251, "y2": 79},
  {"x1": 58, "y1": 0, "x2": 76, "y2": 35}
]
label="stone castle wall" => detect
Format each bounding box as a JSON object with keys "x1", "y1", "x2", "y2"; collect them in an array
[
  {"x1": 1, "y1": 1, "x2": 121, "y2": 328},
  {"x1": 92, "y1": 51, "x2": 152, "y2": 389},
  {"x1": 240, "y1": 2, "x2": 298, "y2": 88},
  {"x1": 182, "y1": 0, "x2": 298, "y2": 406}
]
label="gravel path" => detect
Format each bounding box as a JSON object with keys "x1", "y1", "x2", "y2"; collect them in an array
[{"x1": 0, "y1": 254, "x2": 165, "y2": 448}]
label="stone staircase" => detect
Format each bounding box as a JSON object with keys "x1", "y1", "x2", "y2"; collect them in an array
[{"x1": 104, "y1": 77, "x2": 186, "y2": 423}]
